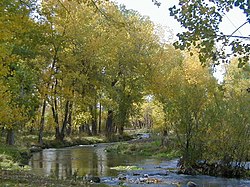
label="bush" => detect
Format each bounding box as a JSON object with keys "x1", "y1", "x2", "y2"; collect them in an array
[{"x1": 0, "y1": 145, "x2": 30, "y2": 171}]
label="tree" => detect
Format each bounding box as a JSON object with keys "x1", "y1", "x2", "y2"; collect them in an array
[
  {"x1": 148, "y1": 44, "x2": 183, "y2": 139},
  {"x1": 152, "y1": 49, "x2": 218, "y2": 168},
  {"x1": 167, "y1": 0, "x2": 250, "y2": 176},
  {"x1": 0, "y1": 0, "x2": 42, "y2": 145},
  {"x1": 103, "y1": 7, "x2": 161, "y2": 136},
  {"x1": 37, "y1": 0, "x2": 133, "y2": 140},
  {"x1": 197, "y1": 60, "x2": 250, "y2": 177},
  {"x1": 169, "y1": 0, "x2": 250, "y2": 66}
]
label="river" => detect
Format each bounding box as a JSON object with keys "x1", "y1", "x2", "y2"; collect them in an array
[{"x1": 29, "y1": 143, "x2": 250, "y2": 187}]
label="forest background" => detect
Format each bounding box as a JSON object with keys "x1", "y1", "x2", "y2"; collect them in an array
[{"x1": 0, "y1": 0, "x2": 249, "y2": 178}]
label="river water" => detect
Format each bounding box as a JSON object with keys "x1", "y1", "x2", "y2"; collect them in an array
[{"x1": 29, "y1": 143, "x2": 250, "y2": 187}]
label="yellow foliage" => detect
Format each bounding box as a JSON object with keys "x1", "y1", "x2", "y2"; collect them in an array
[
  {"x1": 224, "y1": 58, "x2": 250, "y2": 96},
  {"x1": 73, "y1": 111, "x2": 92, "y2": 129},
  {"x1": 151, "y1": 49, "x2": 217, "y2": 134},
  {"x1": 150, "y1": 101, "x2": 166, "y2": 132},
  {"x1": 0, "y1": 81, "x2": 27, "y2": 129}
]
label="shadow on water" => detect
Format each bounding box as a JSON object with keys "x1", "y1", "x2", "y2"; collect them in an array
[{"x1": 29, "y1": 144, "x2": 250, "y2": 187}]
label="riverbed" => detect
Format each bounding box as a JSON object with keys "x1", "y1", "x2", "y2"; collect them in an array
[{"x1": 29, "y1": 143, "x2": 250, "y2": 186}]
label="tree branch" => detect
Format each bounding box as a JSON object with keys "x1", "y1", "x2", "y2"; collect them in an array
[
  {"x1": 90, "y1": 0, "x2": 110, "y2": 21},
  {"x1": 220, "y1": 21, "x2": 249, "y2": 50},
  {"x1": 229, "y1": 21, "x2": 248, "y2": 38},
  {"x1": 57, "y1": 0, "x2": 71, "y2": 15},
  {"x1": 222, "y1": 35, "x2": 250, "y2": 40}
]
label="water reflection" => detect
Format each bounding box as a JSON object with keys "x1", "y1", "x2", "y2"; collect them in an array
[{"x1": 29, "y1": 144, "x2": 144, "y2": 178}]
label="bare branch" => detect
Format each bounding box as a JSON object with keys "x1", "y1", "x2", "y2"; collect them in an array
[
  {"x1": 224, "y1": 35, "x2": 250, "y2": 40},
  {"x1": 221, "y1": 21, "x2": 249, "y2": 50},
  {"x1": 223, "y1": 35, "x2": 250, "y2": 40},
  {"x1": 228, "y1": 21, "x2": 248, "y2": 39}
]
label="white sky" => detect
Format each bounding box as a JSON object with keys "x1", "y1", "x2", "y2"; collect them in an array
[
  {"x1": 113, "y1": 0, "x2": 250, "y2": 38},
  {"x1": 113, "y1": 0, "x2": 182, "y2": 37}
]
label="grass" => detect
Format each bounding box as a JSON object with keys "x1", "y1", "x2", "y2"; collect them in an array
[
  {"x1": 16, "y1": 131, "x2": 132, "y2": 148},
  {"x1": 154, "y1": 150, "x2": 180, "y2": 159},
  {"x1": 0, "y1": 144, "x2": 31, "y2": 171},
  {"x1": 0, "y1": 170, "x2": 108, "y2": 187},
  {"x1": 110, "y1": 165, "x2": 143, "y2": 171},
  {"x1": 0, "y1": 145, "x2": 22, "y2": 161},
  {"x1": 106, "y1": 139, "x2": 180, "y2": 160},
  {"x1": 44, "y1": 135, "x2": 108, "y2": 148},
  {"x1": 0, "y1": 154, "x2": 30, "y2": 171}
]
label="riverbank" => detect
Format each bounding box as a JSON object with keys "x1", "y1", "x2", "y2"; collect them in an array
[
  {"x1": 23, "y1": 132, "x2": 135, "y2": 150},
  {"x1": 106, "y1": 137, "x2": 180, "y2": 160},
  {"x1": 0, "y1": 144, "x2": 79, "y2": 186},
  {"x1": 0, "y1": 170, "x2": 110, "y2": 186},
  {"x1": 105, "y1": 136, "x2": 250, "y2": 180}
]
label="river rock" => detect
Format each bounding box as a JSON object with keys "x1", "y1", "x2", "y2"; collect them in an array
[
  {"x1": 29, "y1": 146, "x2": 43, "y2": 153},
  {"x1": 85, "y1": 175, "x2": 101, "y2": 183},
  {"x1": 187, "y1": 181, "x2": 198, "y2": 187},
  {"x1": 147, "y1": 171, "x2": 168, "y2": 176},
  {"x1": 118, "y1": 174, "x2": 127, "y2": 180},
  {"x1": 132, "y1": 173, "x2": 140, "y2": 176},
  {"x1": 146, "y1": 178, "x2": 161, "y2": 184},
  {"x1": 143, "y1": 174, "x2": 149, "y2": 178},
  {"x1": 139, "y1": 177, "x2": 147, "y2": 183}
]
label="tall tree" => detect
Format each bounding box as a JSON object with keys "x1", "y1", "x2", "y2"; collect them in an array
[
  {"x1": 103, "y1": 7, "x2": 161, "y2": 135},
  {"x1": 0, "y1": 0, "x2": 41, "y2": 145},
  {"x1": 152, "y1": 50, "x2": 218, "y2": 168}
]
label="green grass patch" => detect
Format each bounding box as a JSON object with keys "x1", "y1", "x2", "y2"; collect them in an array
[
  {"x1": 18, "y1": 134, "x2": 38, "y2": 146},
  {"x1": 0, "y1": 154, "x2": 30, "y2": 171},
  {"x1": 0, "y1": 145, "x2": 30, "y2": 171},
  {"x1": 44, "y1": 135, "x2": 107, "y2": 148},
  {"x1": 155, "y1": 150, "x2": 180, "y2": 159},
  {"x1": 106, "y1": 140, "x2": 180, "y2": 160},
  {"x1": 84, "y1": 136, "x2": 106, "y2": 143},
  {"x1": 0, "y1": 145, "x2": 24, "y2": 162},
  {"x1": 110, "y1": 165, "x2": 143, "y2": 171}
]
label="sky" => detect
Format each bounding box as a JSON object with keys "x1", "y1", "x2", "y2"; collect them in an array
[
  {"x1": 113, "y1": 0, "x2": 250, "y2": 38},
  {"x1": 113, "y1": 0, "x2": 182, "y2": 39}
]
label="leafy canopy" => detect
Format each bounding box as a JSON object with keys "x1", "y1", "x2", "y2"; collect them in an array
[{"x1": 169, "y1": 0, "x2": 250, "y2": 66}]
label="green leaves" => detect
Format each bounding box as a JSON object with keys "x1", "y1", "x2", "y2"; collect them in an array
[{"x1": 170, "y1": 0, "x2": 250, "y2": 65}]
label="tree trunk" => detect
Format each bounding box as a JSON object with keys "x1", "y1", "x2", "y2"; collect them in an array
[
  {"x1": 117, "y1": 99, "x2": 129, "y2": 136},
  {"x1": 6, "y1": 129, "x2": 15, "y2": 145},
  {"x1": 51, "y1": 78, "x2": 60, "y2": 140},
  {"x1": 79, "y1": 124, "x2": 84, "y2": 133},
  {"x1": 161, "y1": 115, "x2": 169, "y2": 147},
  {"x1": 93, "y1": 99, "x2": 98, "y2": 134},
  {"x1": 52, "y1": 102, "x2": 60, "y2": 140},
  {"x1": 92, "y1": 119, "x2": 97, "y2": 136},
  {"x1": 1, "y1": 127, "x2": 4, "y2": 139},
  {"x1": 161, "y1": 129, "x2": 169, "y2": 147},
  {"x1": 85, "y1": 124, "x2": 92, "y2": 136},
  {"x1": 98, "y1": 102, "x2": 102, "y2": 133},
  {"x1": 66, "y1": 101, "x2": 73, "y2": 136},
  {"x1": 118, "y1": 111, "x2": 125, "y2": 136},
  {"x1": 38, "y1": 99, "x2": 47, "y2": 145},
  {"x1": 89, "y1": 105, "x2": 97, "y2": 136},
  {"x1": 60, "y1": 100, "x2": 70, "y2": 141},
  {"x1": 106, "y1": 110, "x2": 113, "y2": 138},
  {"x1": 118, "y1": 126, "x2": 124, "y2": 136}
]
